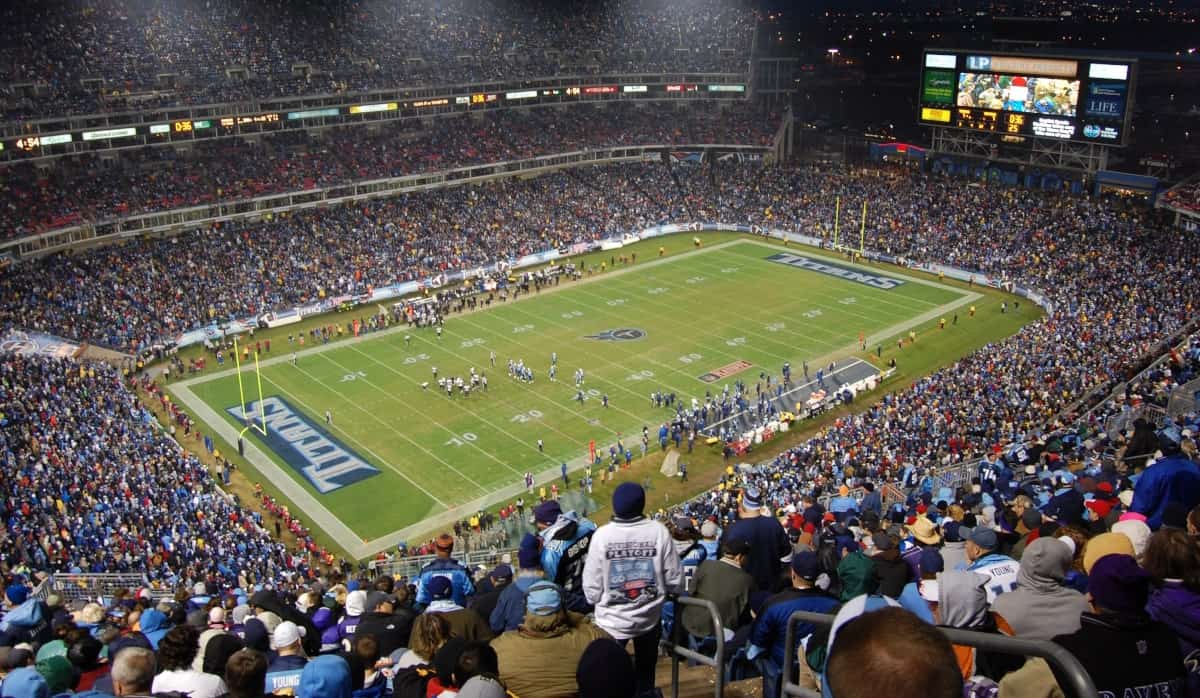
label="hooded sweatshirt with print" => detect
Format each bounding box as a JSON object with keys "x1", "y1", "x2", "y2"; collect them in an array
[
  {"x1": 582, "y1": 514, "x2": 683, "y2": 640},
  {"x1": 990, "y1": 538, "x2": 1089, "y2": 641}
]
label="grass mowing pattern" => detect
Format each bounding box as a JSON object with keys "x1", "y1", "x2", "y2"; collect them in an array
[{"x1": 185, "y1": 239, "x2": 968, "y2": 541}]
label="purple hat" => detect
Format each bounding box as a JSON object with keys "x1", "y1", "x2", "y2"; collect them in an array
[{"x1": 1088, "y1": 554, "x2": 1149, "y2": 615}]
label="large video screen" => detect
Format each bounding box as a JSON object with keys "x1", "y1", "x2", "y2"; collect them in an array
[
  {"x1": 918, "y1": 50, "x2": 1135, "y2": 146},
  {"x1": 956, "y1": 73, "x2": 1080, "y2": 117}
]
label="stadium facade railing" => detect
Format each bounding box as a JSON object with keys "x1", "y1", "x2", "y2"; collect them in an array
[
  {"x1": 1168, "y1": 375, "x2": 1200, "y2": 418},
  {"x1": 668, "y1": 595, "x2": 729, "y2": 698},
  {"x1": 779, "y1": 609, "x2": 1098, "y2": 698},
  {"x1": 1060, "y1": 321, "x2": 1199, "y2": 428},
  {"x1": 32, "y1": 573, "x2": 153, "y2": 604},
  {"x1": 368, "y1": 548, "x2": 518, "y2": 582}
]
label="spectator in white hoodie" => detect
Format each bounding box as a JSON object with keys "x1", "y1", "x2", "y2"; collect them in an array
[{"x1": 583, "y1": 482, "x2": 683, "y2": 698}]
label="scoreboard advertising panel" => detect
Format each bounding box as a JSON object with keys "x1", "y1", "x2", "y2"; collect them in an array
[{"x1": 918, "y1": 50, "x2": 1135, "y2": 146}]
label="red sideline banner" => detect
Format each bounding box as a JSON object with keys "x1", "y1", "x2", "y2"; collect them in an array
[{"x1": 699, "y1": 359, "x2": 753, "y2": 383}]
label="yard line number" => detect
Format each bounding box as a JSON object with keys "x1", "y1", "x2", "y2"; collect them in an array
[
  {"x1": 511, "y1": 409, "x2": 545, "y2": 423},
  {"x1": 445, "y1": 433, "x2": 479, "y2": 447}
]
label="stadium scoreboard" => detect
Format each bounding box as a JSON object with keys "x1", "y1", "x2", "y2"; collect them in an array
[{"x1": 918, "y1": 50, "x2": 1135, "y2": 146}]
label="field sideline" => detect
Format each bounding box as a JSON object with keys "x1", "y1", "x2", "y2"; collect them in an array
[{"x1": 169, "y1": 235, "x2": 994, "y2": 557}]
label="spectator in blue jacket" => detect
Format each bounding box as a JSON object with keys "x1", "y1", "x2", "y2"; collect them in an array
[
  {"x1": 534, "y1": 501, "x2": 597, "y2": 611},
  {"x1": 489, "y1": 534, "x2": 545, "y2": 634},
  {"x1": 828, "y1": 485, "x2": 858, "y2": 521},
  {"x1": 415, "y1": 534, "x2": 475, "y2": 609},
  {"x1": 1131, "y1": 432, "x2": 1200, "y2": 530},
  {"x1": 747, "y1": 552, "x2": 839, "y2": 698},
  {"x1": 858, "y1": 483, "x2": 882, "y2": 518}
]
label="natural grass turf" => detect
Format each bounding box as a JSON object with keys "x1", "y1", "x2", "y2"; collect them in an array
[{"x1": 174, "y1": 236, "x2": 987, "y2": 544}]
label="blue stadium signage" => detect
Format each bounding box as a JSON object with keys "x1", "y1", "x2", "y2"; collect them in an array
[
  {"x1": 225, "y1": 396, "x2": 380, "y2": 494},
  {"x1": 765, "y1": 253, "x2": 906, "y2": 290}
]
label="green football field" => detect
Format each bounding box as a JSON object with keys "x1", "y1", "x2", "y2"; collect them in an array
[{"x1": 173, "y1": 238, "x2": 975, "y2": 550}]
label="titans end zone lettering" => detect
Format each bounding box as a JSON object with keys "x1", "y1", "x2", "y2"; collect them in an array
[
  {"x1": 226, "y1": 396, "x2": 380, "y2": 494},
  {"x1": 765, "y1": 253, "x2": 906, "y2": 290}
]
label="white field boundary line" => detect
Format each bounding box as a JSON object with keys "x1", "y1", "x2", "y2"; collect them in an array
[
  {"x1": 339, "y1": 317, "x2": 652, "y2": 466},
  {"x1": 169, "y1": 235, "x2": 987, "y2": 557},
  {"x1": 699, "y1": 357, "x2": 878, "y2": 435},
  {"x1": 169, "y1": 381, "x2": 373, "y2": 549},
  {"x1": 274, "y1": 361, "x2": 488, "y2": 494},
  {"x1": 347, "y1": 274, "x2": 983, "y2": 555},
  {"x1": 173, "y1": 238, "x2": 750, "y2": 390},
  {"x1": 319, "y1": 346, "x2": 526, "y2": 478}
]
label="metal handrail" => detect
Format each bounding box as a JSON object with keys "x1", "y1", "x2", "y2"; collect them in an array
[
  {"x1": 780, "y1": 609, "x2": 1098, "y2": 698},
  {"x1": 669, "y1": 595, "x2": 728, "y2": 698}
]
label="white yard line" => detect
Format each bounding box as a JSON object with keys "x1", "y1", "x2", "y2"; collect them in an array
[
  {"x1": 174, "y1": 239, "x2": 751, "y2": 389},
  {"x1": 169, "y1": 381, "x2": 375, "y2": 547},
  {"x1": 168, "y1": 235, "x2": 986, "y2": 557},
  {"x1": 277, "y1": 362, "x2": 489, "y2": 493}
]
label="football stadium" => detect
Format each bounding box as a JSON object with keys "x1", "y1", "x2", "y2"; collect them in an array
[{"x1": 0, "y1": 1, "x2": 1198, "y2": 697}]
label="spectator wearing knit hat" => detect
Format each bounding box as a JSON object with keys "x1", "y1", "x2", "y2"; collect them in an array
[
  {"x1": 583, "y1": 482, "x2": 682, "y2": 697},
  {"x1": 723, "y1": 487, "x2": 791, "y2": 594},
  {"x1": 1000, "y1": 554, "x2": 1186, "y2": 696},
  {"x1": 575, "y1": 638, "x2": 637, "y2": 698},
  {"x1": 490, "y1": 534, "x2": 546, "y2": 634},
  {"x1": 415, "y1": 533, "x2": 475, "y2": 610},
  {"x1": 533, "y1": 499, "x2": 597, "y2": 612}
]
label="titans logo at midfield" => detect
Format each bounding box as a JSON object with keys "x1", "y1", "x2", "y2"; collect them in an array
[{"x1": 585, "y1": 328, "x2": 646, "y2": 342}]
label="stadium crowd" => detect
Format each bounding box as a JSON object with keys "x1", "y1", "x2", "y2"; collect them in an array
[
  {"x1": 0, "y1": 157, "x2": 1198, "y2": 696},
  {"x1": 0, "y1": 0, "x2": 755, "y2": 120},
  {"x1": 0, "y1": 103, "x2": 777, "y2": 238}
]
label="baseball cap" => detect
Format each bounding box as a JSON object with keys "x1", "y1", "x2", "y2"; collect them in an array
[
  {"x1": 919, "y1": 547, "x2": 945, "y2": 575},
  {"x1": 364, "y1": 591, "x2": 394, "y2": 611},
  {"x1": 790, "y1": 552, "x2": 820, "y2": 581},
  {"x1": 700, "y1": 520, "x2": 719, "y2": 538},
  {"x1": 741, "y1": 487, "x2": 763, "y2": 510},
  {"x1": 533, "y1": 501, "x2": 562, "y2": 526},
  {"x1": 941, "y1": 521, "x2": 963, "y2": 543},
  {"x1": 968, "y1": 527, "x2": 998, "y2": 550},
  {"x1": 489, "y1": 564, "x2": 513, "y2": 582},
  {"x1": 271, "y1": 621, "x2": 306, "y2": 650},
  {"x1": 427, "y1": 576, "x2": 453, "y2": 600},
  {"x1": 721, "y1": 538, "x2": 752, "y2": 558},
  {"x1": 525, "y1": 582, "x2": 562, "y2": 616}
]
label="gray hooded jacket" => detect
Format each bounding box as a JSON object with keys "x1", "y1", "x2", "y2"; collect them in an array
[{"x1": 990, "y1": 537, "x2": 1089, "y2": 640}]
